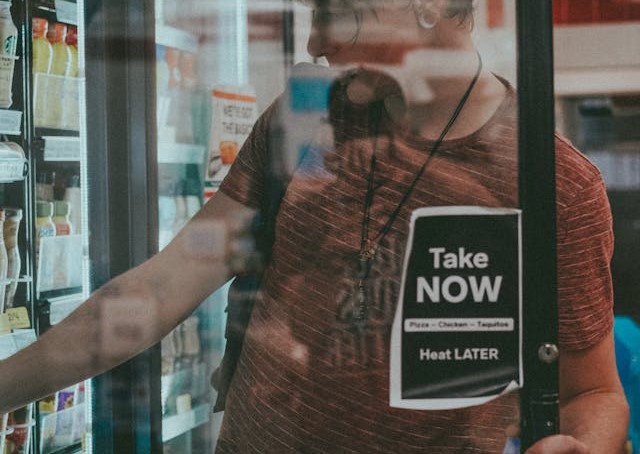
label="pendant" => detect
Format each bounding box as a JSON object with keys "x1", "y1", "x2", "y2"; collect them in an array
[{"x1": 349, "y1": 279, "x2": 368, "y2": 333}]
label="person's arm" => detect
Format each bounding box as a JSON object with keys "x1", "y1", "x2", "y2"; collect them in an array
[
  {"x1": 525, "y1": 331, "x2": 629, "y2": 454},
  {"x1": 0, "y1": 192, "x2": 256, "y2": 414}
]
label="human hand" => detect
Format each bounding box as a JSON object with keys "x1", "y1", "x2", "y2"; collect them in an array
[{"x1": 523, "y1": 435, "x2": 590, "y2": 454}]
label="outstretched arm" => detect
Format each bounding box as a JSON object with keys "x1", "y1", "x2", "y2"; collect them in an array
[{"x1": 0, "y1": 192, "x2": 256, "y2": 414}]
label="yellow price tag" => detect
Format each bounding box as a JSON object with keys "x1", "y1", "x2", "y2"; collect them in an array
[
  {"x1": 5, "y1": 307, "x2": 31, "y2": 329},
  {"x1": 0, "y1": 313, "x2": 11, "y2": 334}
]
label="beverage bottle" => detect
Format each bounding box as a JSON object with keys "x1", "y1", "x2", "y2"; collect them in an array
[
  {"x1": 172, "y1": 182, "x2": 188, "y2": 236},
  {"x1": 0, "y1": 209, "x2": 8, "y2": 313},
  {"x1": 36, "y1": 171, "x2": 55, "y2": 202},
  {"x1": 53, "y1": 200, "x2": 73, "y2": 235},
  {"x1": 61, "y1": 25, "x2": 79, "y2": 130},
  {"x1": 3, "y1": 207, "x2": 21, "y2": 310},
  {"x1": 64, "y1": 25, "x2": 78, "y2": 77},
  {"x1": 45, "y1": 22, "x2": 70, "y2": 127},
  {"x1": 35, "y1": 201, "x2": 56, "y2": 272},
  {"x1": 63, "y1": 174, "x2": 82, "y2": 234},
  {"x1": 32, "y1": 18, "x2": 52, "y2": 126},
  {"x1": 0, "y1": 0, "x2": 18, "y2": 108}
]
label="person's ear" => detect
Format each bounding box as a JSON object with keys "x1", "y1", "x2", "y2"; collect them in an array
[{"x1": 411, "y1": 0, "x2": 443, "y2": 30}]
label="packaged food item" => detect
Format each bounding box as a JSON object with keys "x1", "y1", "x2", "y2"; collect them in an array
[
  {"x1": 0, "y1": 141, "x2": 26, "y2": 183},
  {"x1": 0, "y1": 209, "x2": 8, "y2": 313},
  {"x1": 56, "y1": 386, "x2": 76, "y2": 411},
  {"x1": 32, "y1": 17, "x2": 52, "y2": 127},
  {"x1": 0, "y1": 0, "x2": 18, "y2": 108},
  {"x1": 53, "y1": 200, "x2": 72, "y2": 236},
  {"x1": 5, "y1": 406, "x2": 32, "y2": 454},
  {"x1": 3, "y1": 207, "x2": 21, "y2": 310}
]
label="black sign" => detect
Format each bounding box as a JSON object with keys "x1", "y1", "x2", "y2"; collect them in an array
[{"x1": 390, "y1": 206, "x2": 522, "y2": 410}]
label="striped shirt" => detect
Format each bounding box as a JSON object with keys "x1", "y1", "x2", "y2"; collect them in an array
[{"x1": 215, "y1": 82, "x2": 614, "y2": 453}]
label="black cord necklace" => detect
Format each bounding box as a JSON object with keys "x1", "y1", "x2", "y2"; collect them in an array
[{"x1": 350, "y1": 52, "x2": 484, "y2": 332}]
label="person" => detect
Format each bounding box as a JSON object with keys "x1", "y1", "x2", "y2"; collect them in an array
[{"x1": 0, "y1": 0, "x2": 629, "y2": 452}]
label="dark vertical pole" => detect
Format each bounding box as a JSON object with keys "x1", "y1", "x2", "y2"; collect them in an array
[
  {"x1": 516, "y1": 0, "x2": 559, "y2": 450},
  {"x1": 85, "y1": 0, "x2": 161, "y2": 451}
]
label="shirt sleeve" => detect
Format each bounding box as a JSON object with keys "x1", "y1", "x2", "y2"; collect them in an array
[
  {"x1": 218, "y1": 102, "x2": 279, "y2": 208},
  {"x1": 556, "y1": 173, "x2": 614, "y2": 351}
]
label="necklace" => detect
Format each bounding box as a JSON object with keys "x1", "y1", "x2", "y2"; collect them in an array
[{"x1": 350, "y1": 52, "x2": 484, "y2": 331}]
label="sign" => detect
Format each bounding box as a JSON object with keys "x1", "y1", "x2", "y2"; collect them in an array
[
  {"x1": 390, "y1": 206, "x2": 522, "y2": 410},
  {"x1": 205, "y1": 87, "x2": 258, "y2": 190}
]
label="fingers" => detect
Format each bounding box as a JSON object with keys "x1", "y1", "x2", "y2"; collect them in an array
[{"x1": 525, "y1": 435, "x2": 590, "y2": 454}]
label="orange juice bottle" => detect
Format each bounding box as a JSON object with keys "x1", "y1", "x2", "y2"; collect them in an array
[
  {"x1": 32, "y1": 18, "x2": 52, "y2": 126},
  {"x1": 45, "y1": 22, "x2": 70, "y2": 127}
]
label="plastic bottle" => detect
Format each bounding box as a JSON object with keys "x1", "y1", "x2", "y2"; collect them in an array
[
  {"x1": 63, "y1": 174, "x2": 82, "y2": 234},
  {"x1": 61, "y1": 25, "x2": 79, "y2": 130},
  {"x1": 36, "y1": 171, "x2": 55, "y2": 202},
  {"x1": 3, "y1": 207, "x2": 21, "y2": 311},
  {"x1": 32, "y1": 17, "x2": 52, "y2": 126},
  {"x1": 53, "y1": 200, "x2": 73, "y2": 236},
  {"x1": 35, "y1": 201, "x2": 56, "y2": 270},
  {"x1": 64, "y1": 26, "x2": 78, "y2": 77},
  {"x1": 0, "y1": 209, "x2": 8, "y2": 313},
  {"x1": 0, "y1": 1, "x2": 18, "y2": 108},
  {"x1": 45, "y1": 22, "x2": 70, "y2": 127}
]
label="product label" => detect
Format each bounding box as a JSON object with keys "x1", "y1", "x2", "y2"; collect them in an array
[
  {"x1": 205, "y1": 87, "x2": 258, "y2": 188},
  {"x1": 4, "y1": 307, "x2": 31, "y2": 330},
  {"x1": 390, "y1": 206, "x2": 522, "y2": 410}
]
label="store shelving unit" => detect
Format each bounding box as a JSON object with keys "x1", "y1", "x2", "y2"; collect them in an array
[{"x1": 554, "y1": 23, "x2": 640, "y2": 96}]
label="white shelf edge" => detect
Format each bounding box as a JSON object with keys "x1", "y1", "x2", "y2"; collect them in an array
[
  {"x1": 555, "y1": 67, "x2": 640, "y2": 97},
  {"x1": 161, "y1": 403, "x2": 210, "y2": 442},
  {"x1": 158, "y1": 143, "x2": 206, "y2": 164},
  {"x1": 156, "y1": 24, "x2": 199, "y2": 53}
]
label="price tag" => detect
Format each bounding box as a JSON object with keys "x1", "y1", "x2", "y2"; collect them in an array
[
  {"x1": 55, "y1": 0, "x2": 78, "y2": 25},
  {"x1": 390, "y1": 206, "x2": 522, "y2": 410},
  {"x1": 44, "y1": 136, "x2": 81, "y2": 161},
  {"x1": 0, "y1": 110, "x2": 22, "y2": 135},
  {"x1": 4, "y1": 307, "x2": 31, "y2": 329}
]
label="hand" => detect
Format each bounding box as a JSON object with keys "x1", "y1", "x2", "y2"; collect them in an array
[{"x1": 524, "y1": 435, "x2": 590, "y2": 454}]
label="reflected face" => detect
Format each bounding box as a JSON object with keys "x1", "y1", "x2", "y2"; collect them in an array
[{"x1": 307, "y1": 1, "x2": 425, "y2": 66}]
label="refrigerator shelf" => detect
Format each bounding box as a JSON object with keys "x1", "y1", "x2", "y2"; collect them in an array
[
  {"x1": 156, "y1": 24, "x2": 198, "y2": 53},
  {"x1": 0, "y1": 330, "x2": 37, "y2": 360},
  {"x1": 0, "y1": 109, "x2": 23, "y2": 136},
  {"x1": 158, "y1": 142, "x2": 206, "y2": 164},
  {"x1": 161, "y1": 403, "x2": 210, "y2": 443},
  {"x1": 41, "y1": 136, "x2": 81, "y2": 162}
]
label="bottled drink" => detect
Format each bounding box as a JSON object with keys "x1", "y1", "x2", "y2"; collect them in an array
[
  {"x1": 32, "y1": 17, "x2": 52, "y2": 126},
  {"x1": 53, "y1": 200, "x2": 72, "y2": 236},
  {"x1": 61, "y1": 25, "x2": 79, "y2": 130},
  {"x1": 47, "y1": 22, "x2": 69, "y2": 76},
  {"x1": 0, "y1": 209, "x2": 8, "y2": 313},
  {"x1": 45, "y1": 22, "x2": 70, "y2": 127},
  {"x1": 64, "y1": 25, "x2": 78, "y2": 77},
  {"x1": 63, "y1": 175, "x2": 82, "y2": 234},
  {"x1": 0, "y1": 0, "x2": 18, "y2": 108},
  {"x1": 36, "y1": 171, "x2": 55, "y2": 202},
  {"x1": 35, "y1": 201, "x2": 56, "y2": 272},
  {"x1": 3, "y1": 207, "x2": 21, "y2": 310}
]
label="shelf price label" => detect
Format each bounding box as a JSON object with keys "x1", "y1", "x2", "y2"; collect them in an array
[
  {"x1": 55, "y1": 0, "x2": 78, "y2": 25},
  {"x1": 4, "y1": 307, "x2": 31, "y2": 330},
  {"x1": 0, "y1": 110, "x2": 22, "y2": 135}
]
